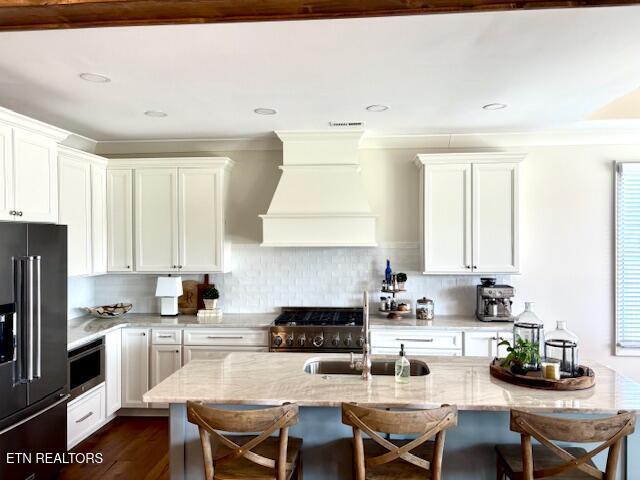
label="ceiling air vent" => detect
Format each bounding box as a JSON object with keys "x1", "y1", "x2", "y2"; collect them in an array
[{"x1": 328, "y1": 121, "x2": 365, "y2": 128}]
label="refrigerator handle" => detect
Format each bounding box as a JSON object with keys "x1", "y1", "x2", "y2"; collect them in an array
[
  {"x1": 32, "y1": 255, "x2": 42, "y2": 380},
  {"x1": 13, "y1": 257, "x2": 29, "y2": 385},
  {"x1": 26, "y1": 256, "x2": 35, "y2": 383}
]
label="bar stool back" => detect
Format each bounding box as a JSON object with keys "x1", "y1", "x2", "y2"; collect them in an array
[
  {"x1": 496, "y1": 409, "x2": 635, "y2": 480},
  {"x1": 341, "y1": 403, "x2": 458, "y2": 480},
  {"x1": 187, "y1": 400, "x2": 303, "y2": 480}
]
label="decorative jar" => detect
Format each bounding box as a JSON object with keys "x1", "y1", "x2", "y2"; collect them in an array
[
  {"x1": 513, "y1": 302, "x2": 544, "y2": 371},
  {"x1": 544, "y1": 321, "x2": 579, "y2": 377}
]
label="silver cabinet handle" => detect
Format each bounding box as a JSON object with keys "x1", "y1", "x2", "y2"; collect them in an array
[
  {"x1": 395, "y1": 338, "x2": 434, "y2": 343},
  {"x1": 9, "y1": 210, "x2": 16, "y2": 215},
  {"x1": 206, "y1": 336, "x2": 243, "y2": 339},
  {"x1": 17, "y1": 211, "x2": 23, "y2": 216},
  {"x1": 75, "y1": 411, "x2": 94, "y2": 423},
  {"x1": 157, "y1": 334, "x2": 173, "y2": 338}
]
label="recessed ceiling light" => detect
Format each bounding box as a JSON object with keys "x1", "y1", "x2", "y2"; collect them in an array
[
  {"x1": 79, "y1": 72, "x2": 111, "y2": 83},
  {"x1": 144, "y1": 110, "x2": 168, "y2": 118},
  {"x1": 482, "y1": 103, "x2": 507, "y2": 110},
  {"x1": 254, "y1": 108, "x2": 277, "y2": 115},
  {"x1": 366, "y1": 104, "x2": 389, "y2": 112}
]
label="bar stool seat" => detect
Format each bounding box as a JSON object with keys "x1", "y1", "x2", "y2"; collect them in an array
[
  {"x1": 496, "y1": 445, "x2": 595, "y2": 480},
  {"x1": 211, "y1": 435, "x2": 303, "y2": 480},
  {"x1": 363, "y1": 438, "x2": 435, "y2": 480}
]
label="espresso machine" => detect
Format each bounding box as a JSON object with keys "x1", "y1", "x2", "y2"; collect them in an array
[{"x1": 476, "y1": 278, "x2": 515, "y2": 322}]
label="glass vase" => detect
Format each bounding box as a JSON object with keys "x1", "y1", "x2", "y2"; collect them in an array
[{"x1": 513, "y1": 302, "x2": 544, "y2": 371}]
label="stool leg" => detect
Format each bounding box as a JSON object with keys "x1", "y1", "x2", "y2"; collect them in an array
[
  {"x1": 296, "y1": 450, "x2": 303, "y2": 480},
  {"x1": 496, "y1": 456, "x2": 505, "y2": 480}
]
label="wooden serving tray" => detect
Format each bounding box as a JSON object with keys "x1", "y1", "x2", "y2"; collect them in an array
[{"x1": 489, "y1": 359, "x2": 595, "y2": 391}]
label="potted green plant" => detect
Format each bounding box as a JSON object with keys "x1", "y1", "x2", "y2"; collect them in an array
[
  {"x1": 202, "y1": 286, "x2": 219, "y2": 310},
  {"x1": 396, "y1": 272, "x2": 407, "y2": 290},
  {"x1": 498, "y1": 337, "x2": 541, "y2": 375}
]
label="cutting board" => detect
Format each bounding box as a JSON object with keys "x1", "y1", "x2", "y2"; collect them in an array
[
  {"x1": 197, "y1": 274, "x2": 214, "y2": 310},
  {"x1": 178, "y1": 280, "x2": 198, "y2": 315}
]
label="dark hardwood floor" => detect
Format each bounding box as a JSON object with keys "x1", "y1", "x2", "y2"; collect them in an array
[{"x1": 57, "y1": 417, "x2": 170, "y2": 480}]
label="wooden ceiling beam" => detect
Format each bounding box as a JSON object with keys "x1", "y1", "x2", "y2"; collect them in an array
[{"x1": 0, "y1": 0, "x2": 638, "y2": 31}]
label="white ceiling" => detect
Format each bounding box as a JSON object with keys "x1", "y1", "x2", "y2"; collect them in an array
[{"x1": 0, "y1": 7, "x2": 639, "y2": 141}]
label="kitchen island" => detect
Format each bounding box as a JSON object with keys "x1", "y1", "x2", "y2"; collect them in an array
[{"x1": 144, "y1": 352, "x2": 640, "y2": 480}]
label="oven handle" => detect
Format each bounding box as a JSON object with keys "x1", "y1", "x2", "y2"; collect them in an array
[
  {"x1": 69, "y1": 343, "x2": 104, "y2": 362},
  {"x1": 33, "y1": 256, "x2": 41, "y2": 380}
]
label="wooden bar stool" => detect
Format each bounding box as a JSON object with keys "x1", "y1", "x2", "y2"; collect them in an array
[
  {"x1": 187, "y1": 400, "x2": 303, "y2": 480},
  {"x1": 341, "y1": 403, "x2": 458, "y2": 480},
  {"x1": 496, "y1": 409, "x2": 636, "y2": 480}
]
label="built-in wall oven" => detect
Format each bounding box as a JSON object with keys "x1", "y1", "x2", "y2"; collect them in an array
[{"x1": 68, "y1": 338, "x2": 105, "y2": 399}]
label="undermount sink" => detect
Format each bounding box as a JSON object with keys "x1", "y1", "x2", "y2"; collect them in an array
[{"x1": 303, "y1": 359, "x2": 430, "y2": 376}]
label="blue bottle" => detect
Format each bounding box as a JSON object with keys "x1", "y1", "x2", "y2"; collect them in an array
[{"x1": 385, "y1": 259, "x2": 392, "y2": 285}]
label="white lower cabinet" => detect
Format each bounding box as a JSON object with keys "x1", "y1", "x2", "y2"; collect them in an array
[
  {"x1": 464, "y1": 331, "x2": 513, "y2": 357},
  {"x1": 183, "y1": 345, "x2": 269, "y2": 364},
  {"x1": 150, "y1": 344, "x2": 182, "y2": 408},
  {"x1": 121, "y1": 328, "x2": 150, "y2": 408},
  {"x1": 67, "y1": 384, "x2": 106, "y2": 450},
  {"x1": 105, "y1": 329, "x2": 122, "y2": 416},
  {"x1": 371, "y1": 329, "x2": 463, "y2": 356}
]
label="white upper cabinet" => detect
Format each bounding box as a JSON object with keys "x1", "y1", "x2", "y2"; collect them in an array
[
  {"x1": 58, "y1": 146, "x2": 109, "y2": 277},
  {"x1": 58, "y1": 149, "x2": 92, "y2": 276},
  {"x1": 91, "y1": 162, "x2": 108, "y2": 274},
  {"x1": 472, "y1": 162, "x2": 519, "y2": 273},
  {"x1": 416, "y1": 152, "x2": 525, "y2": 275},
  {"x1": 0, "y1": 123, "x2": 13, "y2": 221},
  {"x1": 108, "y1": 157, "x2": 233, "y2": 274},
  {"x1": 422, "y1": 163, "x2": 472, "y2": 273},
  {"x1": 0, "y1": 109, "x2": 69, "y2": 223},
  {"x1": 134, "y1": 168, "x2": 179, "y2": 272},
  {"x1": 13, "y1": 128, "x2": 59, "y2": 223},
  {"x1": 107, "y1": 169, "x2": 134, "y2": 272},
  {"x1": 178, "y1": 168, "x2": 224, "y2": 272}
]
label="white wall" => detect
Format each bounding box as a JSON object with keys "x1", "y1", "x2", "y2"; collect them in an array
[
  {"x1": 68, "y1": 276, "x2": 94, "y2": 319},
  {"x1": 72, "y1": 142, "x2": 640, "y2": 381}
]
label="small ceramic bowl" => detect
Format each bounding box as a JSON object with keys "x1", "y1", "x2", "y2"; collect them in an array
[{"x1": 85, "y1": 303, "x2": 132, "y2": 319}]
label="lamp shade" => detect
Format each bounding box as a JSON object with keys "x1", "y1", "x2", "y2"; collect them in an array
[{"x1": 155, "y1": 276, "x2": 183, "y2": 297}]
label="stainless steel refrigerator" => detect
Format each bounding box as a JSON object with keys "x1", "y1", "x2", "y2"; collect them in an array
[{"x1": 0, "y1": 223, "x2": 69, "y2": 480}]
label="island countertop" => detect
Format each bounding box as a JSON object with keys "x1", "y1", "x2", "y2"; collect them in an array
[{"x1": 143, "y1": 352, "x2": 640, "y2": 414}]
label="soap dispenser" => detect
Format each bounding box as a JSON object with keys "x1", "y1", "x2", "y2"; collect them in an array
[{"x1": 395, "y1": 344, "x2": 410, "y2": 383}]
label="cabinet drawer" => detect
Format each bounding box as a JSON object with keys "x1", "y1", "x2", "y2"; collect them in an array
[
  {"x1": 152, "y1": 329, "x2": 182, "y2": 345},
  {"x1": 371, "y1": 329, "x2": 462, "y2": 351},
  {"x1": 373, "y1": 347, "x2": 461, "y2": 357},
  {"x1": 183, "y1": 328, "x2": 268, "y2": 346},
  {"x1": 67, "y1": 384, "x2": 106, "y2": 449}
]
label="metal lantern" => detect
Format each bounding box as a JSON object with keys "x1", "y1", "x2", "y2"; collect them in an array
[{"x1": 544, "y1": 321, "x2": 580, "y2": 377}]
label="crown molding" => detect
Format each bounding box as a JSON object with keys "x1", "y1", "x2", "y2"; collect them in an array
[
  {"x1": 0, "y1": 106, "x2": 70, "y2": 142},
  {"x1": 106, "y1": 156, "x2": 234, "y2": 169}
]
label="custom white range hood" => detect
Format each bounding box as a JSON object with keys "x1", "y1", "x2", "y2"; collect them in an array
[{"x1": 260, "y1": 131, "x2": 377, "y2": 247}]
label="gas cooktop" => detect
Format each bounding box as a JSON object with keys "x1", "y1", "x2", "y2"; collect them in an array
[{"x1": 273, "y1": 307, "x2": 363, "y2": 327}]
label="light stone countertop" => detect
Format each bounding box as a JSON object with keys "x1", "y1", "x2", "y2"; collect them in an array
[
  {"x1": 68, "y1": 312, "x2": 505, "y2": 350},
  {"x1": 67, "y1": 313, "x2": 277, "y2": 350},
  {"x1": 143, "y1": 352, "x2": 640, "y2": 413}
]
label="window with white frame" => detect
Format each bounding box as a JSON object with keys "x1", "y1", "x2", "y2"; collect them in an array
[{"x1": 616, "y1": 162, "x2": 640, "y2": 353}]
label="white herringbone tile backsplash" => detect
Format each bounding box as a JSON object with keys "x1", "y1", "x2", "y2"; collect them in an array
[{"x1": 70, "y1": 244, "x2": 505, "y2": 318}]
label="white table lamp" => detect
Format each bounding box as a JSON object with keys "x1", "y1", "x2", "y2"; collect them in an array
[{"x1": 156, "y1": 276, "x2": 183, "y2": 316}]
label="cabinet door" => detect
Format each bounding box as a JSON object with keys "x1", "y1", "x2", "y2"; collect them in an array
[
  {"x1": 150, "y1": 345, "x2": 182, "y2": 408},
  {"x1": 472, "y1": 163, "x2": 519, "y2": 273},
  {"x1": 423, "y1": 164, "x2": 472, "y2": 273},
  {"x1": 13, "y1": 128, "x2": 58, "y2": 223},
  {"x1": 464, "y1": 331, "x2": 498, "y2": 357},
  {"x1": 121, "y1": 328, "x2": 149, "y2": 408},
  {"x1": 105, "y1": 329, "x2": 122, "y2": 416},
  {"x1": 178, "y1": 168, "x2": 223, "y2": 272},
  {"x1": 0, "y1": 124, "x2": 13, "y2": 221},
  {"x1": 58, "y1": 153, "x2": 92, "y2": 276},
  {"x1": 107, "y1": 169, "x2": 133, "y2": 272},
  {"x1": 183, "y1": 346, "x2": 268, "y2": 365},
  {"x1": 135, "y1": 168, "x2": 179, "y2": 272},
  {"x1": 91, "y1": 163, "x2": 108, "y2": 275}
]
